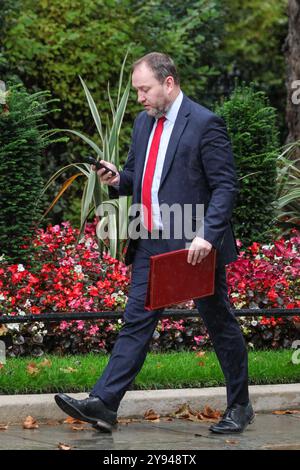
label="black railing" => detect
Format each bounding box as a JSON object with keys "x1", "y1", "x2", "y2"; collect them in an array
[{"x1": 0, "y1": 308, "x2": 299, "y2": 323}]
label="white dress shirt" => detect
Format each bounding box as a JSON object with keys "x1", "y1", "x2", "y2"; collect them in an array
[{"x1": 141, "y1": 90, "x2": 183, "y2": 230}]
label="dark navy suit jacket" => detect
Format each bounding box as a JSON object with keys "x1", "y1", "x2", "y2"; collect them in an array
[{"x1": 109, "y1": 94, "x2": 239, "y2": 266}]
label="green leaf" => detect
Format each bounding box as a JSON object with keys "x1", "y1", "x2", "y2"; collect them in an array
[
  {"x1": 41, "y1": 173, "x2": 83, "y2": 220},
  {"x1": 61, "y1": 129, "x2": 103, "y2": 157},
  {"x1": 79, "y1": 75, "x2": 104, "y2": 147}
]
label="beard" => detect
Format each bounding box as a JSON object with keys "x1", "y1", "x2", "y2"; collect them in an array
[
  {"x1": 145, "y1": 98, "x2": 170, "y2": 118},
  {"x1": 151, "y1": 108, "x2": 166, "y2": 118}
]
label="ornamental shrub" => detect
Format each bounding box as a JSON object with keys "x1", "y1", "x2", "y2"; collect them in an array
[
  {"x1": 0, "y1": 84, "x2": 59, "y2": 263},
  {"x1": 216, "y1": 85, "x2": 280, "y2": 246}
]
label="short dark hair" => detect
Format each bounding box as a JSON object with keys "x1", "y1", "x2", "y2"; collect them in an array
[{"x1": 132, "y1": 52, "x2": 180, "y2": 85}]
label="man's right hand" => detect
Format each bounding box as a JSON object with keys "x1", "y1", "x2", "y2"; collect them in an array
[{"x1": 93, "y1": 160, "x2": 120, "y2": 186}]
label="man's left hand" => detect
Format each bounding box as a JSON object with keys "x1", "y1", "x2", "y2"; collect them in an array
[{"x1": 187, "y1": 237, "x2": 212, "y2": 265}]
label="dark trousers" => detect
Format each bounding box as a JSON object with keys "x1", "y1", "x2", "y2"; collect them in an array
[{"x1": 90, "y1": 236, "x2": 249, "y2": 411}]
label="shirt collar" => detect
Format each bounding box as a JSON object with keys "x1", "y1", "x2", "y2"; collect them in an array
[{"x1": 164, "y1": 90, "x2": 183, "y2": 124}]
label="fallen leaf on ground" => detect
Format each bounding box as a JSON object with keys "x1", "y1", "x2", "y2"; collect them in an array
[
  {"x1": 0, "y1": 424, "x2": 8, "y2": 430},
  {"x1": 71, "y1": 425, "x2": 87, "y2": 431},
  {"x1": 195, "y1": 351, "x2": 206, "y2": 357},
  {"x1": 63, "y1": 416, "x2": 86, "y2": 425},
  {"x1": 144, "y1": 409, "x2": 160, "y2": 421},
  {"x1": 225, "y1": 439, "x2": 239, "y2": 445},
  {"x1": 45, "y1": 420, "x2": 61, "y2": 426},
  {"x1": 198, "y1": 361, "x2": 205, "y2": 367},
  {"x1": 40, "y1": 359, "x2": 52, "y2": 368},
  {"x1": 117, "y1": 417, "x2": 141, "y2": 424},
  {"x1": 59, "y1": 367, "x2": 77, "y2": 373},
  {"x1": 171, "y1": 403, "x2": 221, "y2": 422},
  {"x1": 272, "y1": 409, "x2": 300, "y2": 415},
  {"x1": 172, "y1": 403, "x2": 198, "y2": 419},
  {"x1": 23, "y1": 416, "x2": 39, "y2": 429},
  {"x1": 201, "y1": 405, "x2": 222, "y2": 420},
  {"x1": 26, "y1": 363, "x2": 40, "y2": 375},
  {"x1": 58, "y1": 442, "x2": 72, "y2": 450},
  {"x1": 197, "y1": 414, "x2": 221, "y2": 423}
]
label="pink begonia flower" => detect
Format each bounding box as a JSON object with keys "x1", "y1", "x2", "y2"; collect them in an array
[
  {"x1": 83, "y1": 299, "x2": 94, "y2": 310},
  {"x1": 76, "y1": 320, "x2": 85, "y2": 330},
  {"x1": 194, "y1": 335, "x2": 204, "y2": 345},
  {"x1": 59, "y1": 321, "x2": 69, "y2": 331},
  {"x1": 52, "y1": 225, "x2": 61, "y2": 233},
  {"x1": 68, "y1": 299, "x2": 81, "y2": 309},
  {"x1": 88, "y1": 325, "x2": 99, "y2": 336}
]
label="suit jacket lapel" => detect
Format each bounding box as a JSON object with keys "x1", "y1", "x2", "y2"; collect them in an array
[
  {"x1": 136, "y1": 115, "x2": 155, "y2": 196},
  {"x1": 159, "y1": 95, "x2": 191, "y2": 189}
]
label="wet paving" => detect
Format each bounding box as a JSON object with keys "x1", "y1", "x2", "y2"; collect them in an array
[{"x1": 0, "y1": 412, "x2": 300, "y2": 450}]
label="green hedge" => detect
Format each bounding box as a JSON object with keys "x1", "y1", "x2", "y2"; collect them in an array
[
  {"x1": 2, "y1": 0, "x2": 223, "y2": 144},
  {"x1": 0, "y1": 85, "x2": 58, "y2": 262},
  {"x1": 1, "y1": 0, "x2": 225, "y2": 225},
  {"x1": 216, "y1": 85, "x2": 279, "y2": 246}
]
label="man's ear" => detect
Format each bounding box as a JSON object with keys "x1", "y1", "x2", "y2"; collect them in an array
[{"x1": 165, "y1": 75, "x2": 174, "y2": 91}]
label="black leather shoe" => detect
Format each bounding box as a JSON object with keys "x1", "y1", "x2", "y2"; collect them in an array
[
  {"x1": 54, "y1": 393, "x2": 117, "y2": 433},
  {"x1": 209, "y1": 402, "x2": 255, "y2": 434}
]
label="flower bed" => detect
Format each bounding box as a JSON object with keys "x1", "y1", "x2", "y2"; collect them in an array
[{"x1": 0, "y1": 223, "x2": 299, "y2": 356}]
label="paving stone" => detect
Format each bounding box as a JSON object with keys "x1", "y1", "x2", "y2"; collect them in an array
[{"x1": 0, "y1": 413, "x2": 299, "y2": 450}]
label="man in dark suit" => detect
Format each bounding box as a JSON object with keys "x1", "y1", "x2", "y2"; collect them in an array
[{"x1": 55, "y1": 52, "x2": 254, "y2": 434}]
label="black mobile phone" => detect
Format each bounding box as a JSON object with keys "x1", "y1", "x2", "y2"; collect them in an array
[{"x1": 86, "y1": 156, "x2": 117, "y2": 176}]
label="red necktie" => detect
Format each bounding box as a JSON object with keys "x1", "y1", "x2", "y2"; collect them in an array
[{"x1": 142, "y1": 116, "x2": 166, "y2": 232}]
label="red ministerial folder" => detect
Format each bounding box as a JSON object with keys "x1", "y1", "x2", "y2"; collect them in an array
[{"x1": 145, "y1": 248, "x2": 216, "y2": 311}]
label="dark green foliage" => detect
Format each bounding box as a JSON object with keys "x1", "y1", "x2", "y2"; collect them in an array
[
  {"x1": 2, "y1": 0, "x2": 137, "y2": 138},
  {"x1": 1, "y1": 0, "x2": 225, "y2": 225},
  {"x1": 0, "y1": 85, "x2": 59, "y2": 262},
  {"x1": 132, "y1": 0, "x2": 224, "y2": 106},
  {"x1": 0, "y1": 0, "x2": 22, "y2": 80},
  {"x1": 219, "y1": 0, "x2": 288, "y2": 139},
  {"x1": 216, "y1": 85, "x2": 280, "y2": 246},
  {"x1": 0, "y1": 0, "x2": 288, "y2": 232},
  {"x1": 2, "y1": 0, "x2": 224, "y2": 152}
]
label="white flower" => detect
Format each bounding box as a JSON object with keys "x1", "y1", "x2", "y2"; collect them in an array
[
  {"x1": 251, "y1": 320, "x2": 258, "y2": 327},
  {"x1": 17, "y1": 264, "x2": 25, "y2": 272},
  {"x1": 0, "y1": 294, "x2": 5, "y2": 301},
  {"x1": 32, "y1": 326, "x2": 38, "y2": 332},
  {"x1": 16, "y1": 308, "x2": 26, "y2": 316},
  {"x1": 42, "y1": 330, "x2": 48, "y2": 336},
  {"x1": 74, "y1": 265, "x2": 82, "y2": 274},
  {"x1": 0, "y1": 254, "x2": 5, "y2": 262},
  {"x1": 24, "y1": 299, "x2": 31, "y2": 308},
  {"x1": 85, "y1": 240, "x2": 92, "y2": 248},
  {"x1": 7, "y1": 323, "x2": 20, "y2": 332}
]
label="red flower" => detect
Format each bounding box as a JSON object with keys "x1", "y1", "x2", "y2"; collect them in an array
[
  {"x1": 88, "y1": 286, "x2": 99, "y2": 297},
  {"x1": 267, "y1": 289, "x2": 278, "y2": 303},
  {"x1": 30, "y1": 306, "x2": 41, "y2": 315},
  {"x1": 249, "y1": 242, "x2": 260, "y2": 255}
]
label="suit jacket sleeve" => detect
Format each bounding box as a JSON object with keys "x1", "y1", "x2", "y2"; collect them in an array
[
  {"x1": 200, "y1": 115, "x2": 238, "y2": 249},
  {"x1": 108, "y1": 117, "x2": 138, "y2": 199}
]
